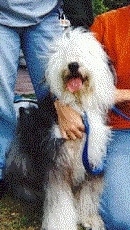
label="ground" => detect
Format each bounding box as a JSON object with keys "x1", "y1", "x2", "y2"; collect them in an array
[
  {"x1": 15, "y1": 67, "x2": 35, "y2": 96},
  {"x1": 0, "y1": 194, "x2": 41, "y2": 230}
]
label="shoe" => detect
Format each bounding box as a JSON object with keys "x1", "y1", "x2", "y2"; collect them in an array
[{"x1": 0, "y1": 180, "x2": 7, "y2": 199}]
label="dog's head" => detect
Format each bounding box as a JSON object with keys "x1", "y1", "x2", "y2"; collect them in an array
[{"x1": 46, "y1": 27, "x2": 115, "y2": 110}]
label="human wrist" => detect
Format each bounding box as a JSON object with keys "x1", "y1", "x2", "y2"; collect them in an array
[{"x1": 115, "y1": 89, "x2": 130, "y2": 103}]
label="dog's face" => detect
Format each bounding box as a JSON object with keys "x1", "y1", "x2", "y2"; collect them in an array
[
  {"x1": 46, "y1": 28, "x2": 115, "y2": 109},
  {"x1": 46, "y1": 29, "x2": 96, "y2": 102},
  {"x1": 61, "y1": 61, "x2": 90, "y2": 97}
]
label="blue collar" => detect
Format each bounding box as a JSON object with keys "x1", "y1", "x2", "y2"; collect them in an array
[{"x1": 82, "y1": 112, "x2": 104, "y2": 175}]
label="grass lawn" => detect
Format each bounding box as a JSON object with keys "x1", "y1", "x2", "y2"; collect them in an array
[{"x1": 0, "y1": 194, "x2": 41, "y2": 230}]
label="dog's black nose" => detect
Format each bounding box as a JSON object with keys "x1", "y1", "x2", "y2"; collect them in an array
[{"x1": 68, "y1": 62, "x2": 79, "y2": 72}]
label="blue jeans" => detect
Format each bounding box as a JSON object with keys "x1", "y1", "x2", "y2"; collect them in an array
[
  {"x1": 100, "y1": 129, "x2": 130, "y2": 229},
  {"x1": 0, "y1": 10, "x2": 62, "y2": 179}
]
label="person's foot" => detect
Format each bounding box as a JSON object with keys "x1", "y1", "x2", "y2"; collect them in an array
[{"x1": 0, "y1": 180, "x2": 7, "y2": 199}]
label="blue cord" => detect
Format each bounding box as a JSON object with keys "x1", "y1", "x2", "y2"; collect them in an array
[
  {"x1": 82, "y1": 105, "x2": 130, "y2": 175},
  {"x1": 82, "y1": 112, "x2": 104, "y2": 175},
  {"x1": 112, "y1": 106, "x2": 130, "y2": 121}
]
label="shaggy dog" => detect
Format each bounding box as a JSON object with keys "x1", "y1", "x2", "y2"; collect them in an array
[
  {"x1": 46, "y1": 27, "x2": 115, "y2": 169},
  {"x1": 5, "y1": 27, "x2": 115, "y2": 230}
]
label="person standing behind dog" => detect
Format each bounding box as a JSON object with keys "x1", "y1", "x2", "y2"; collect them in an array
[
  {"x1": 0, "y1": 0, "x2": 64, "y2": 195},
  {"x1": 0, "y1": 0, "x2": 94, "y2": 197},
  {"x1": 90, "y1": 4, "x2": 130, "y2": 230}
]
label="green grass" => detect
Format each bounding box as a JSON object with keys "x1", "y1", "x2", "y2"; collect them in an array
[
  {"x1": 0, "y1": 194, "x2": 41, "y2": 230},
  {"x1": 21, "y1": 94, "x2": 36, "y2": 99}
]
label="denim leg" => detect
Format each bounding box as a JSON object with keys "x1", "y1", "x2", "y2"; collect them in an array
[
  {"x1": 100, "y1": 130, "x2": 130, "y2": 229},
  {"x1": 0, "y1": 25, "x2": 20, "y2": 179},
  {"x1": 21, "y1": 10, "x2": 63, "y2": 100}
]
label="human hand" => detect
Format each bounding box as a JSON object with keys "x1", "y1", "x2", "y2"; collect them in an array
[
  {"x1": 115, "y1": 88, "x2": 130, "y2": 103},
  {"x1": 54, "y1": 100, "x2": 85, "y2": 140}
]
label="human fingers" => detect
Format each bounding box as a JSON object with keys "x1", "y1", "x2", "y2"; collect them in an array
[
  {"x1": 60, "y1": 124, "x2": 83, "y2": 140},
  {"x1": 70, "y1": 126, "x2": 83, "y2": 139},
  {"x1": 60, "y1": 126, "x2": 69, "y2": 140},
  {"x1": 78, "y1": 123, "x2": 85, "y2": 132},
  {"x1": 66, "y1": 130, "x2": 77, "y2": 140}
]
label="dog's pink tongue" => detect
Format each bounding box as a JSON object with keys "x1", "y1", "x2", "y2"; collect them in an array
[{"x1": 66, "y1": 78, "x2": 83, "y2": 93}]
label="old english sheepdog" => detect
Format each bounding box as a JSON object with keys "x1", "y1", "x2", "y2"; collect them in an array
[
  {"x1": 44, "y1": 27, "x2": 115, "y2": 229},
  {"x1": 5, "y1": 27, "x2": 115, "y2": 230},
  {"x1": 46, "y1": 27, "x2": 115, "y2": 169}
]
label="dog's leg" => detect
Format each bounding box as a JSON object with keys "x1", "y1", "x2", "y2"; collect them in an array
[
  {"x1": 42, "y1": 178, "x2": 78, "y2": 230},
  {"x1": 87, "y1": 110, "x2": 110, "y2": 169},
  {"x1": 77, "y1": 178, "x2": 105, "y2": 230}
]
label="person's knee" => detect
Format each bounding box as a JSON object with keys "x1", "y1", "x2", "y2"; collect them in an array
[{"x1": 100, "y1": 199, "x2": 130, "y2": 229}]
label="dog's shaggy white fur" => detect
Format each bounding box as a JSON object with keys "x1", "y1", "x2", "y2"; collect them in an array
[
  {"x1": 46, "y1": 27, "x2": 115, "y2": 168},
  {"x1": 6, "y1": 27, "x2": 115, "y2": 230},
  {"x1": 42, "y1": 27, "x2": 115, "y2": 229}
]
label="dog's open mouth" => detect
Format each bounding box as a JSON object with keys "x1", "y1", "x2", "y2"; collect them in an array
[
  {"x1": 65, "y1": 72, "x2": 89, "y2": 93},
  {"x1": 63, "y1": 62, "x2": 88, "y2": 93},
  {"x1": 66, "y1": 76, "x2": 83, "y2": 93}
]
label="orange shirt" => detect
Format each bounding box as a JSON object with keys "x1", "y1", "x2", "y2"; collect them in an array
[{"x1": 90, "y1": 6, "x2": 130, "y2": 129}]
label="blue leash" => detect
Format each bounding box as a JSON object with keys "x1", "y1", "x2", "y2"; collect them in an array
[
  {"x1": 14, "y1": 97, "x2": 128, "y2": 174},
  {"x1": 112, "y1": 106, "x2": 130, "y2": 121},
  {"x1": 82, "y1": 112, "x2": 104, "y2": 175},
  {"x1": 82, "y1": 106, "x2": 130, "y2": 175}
]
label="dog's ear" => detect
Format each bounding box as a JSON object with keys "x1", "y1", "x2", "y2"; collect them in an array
[{"x1": 63, "y1": 0, "x2": 94, "y2": 29}]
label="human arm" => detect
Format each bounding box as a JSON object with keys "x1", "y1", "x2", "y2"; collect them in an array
[
  {"x1": 115, "y1": 88, "x2": 130, "y2": 104},
  {"x1": 54, "y1": 88, "x2": 130, "y2": 140},
  {"x1": 54, "y1": 100, "x2": 85, "y2": 140}
]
